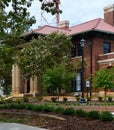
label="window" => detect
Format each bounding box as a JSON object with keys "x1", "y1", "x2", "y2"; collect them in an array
[
  {"x1": 72, "y1": 73, "x2": 81, "y2": 92},
  {"x1": 103, "y1": 42, "x2": 111, "y2": 54},
  {"x1": 76, "y1": 73, "x2": 81, "y2": 91}
]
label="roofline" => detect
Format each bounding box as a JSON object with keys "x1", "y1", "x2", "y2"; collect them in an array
[
  {"x1": 70, "y1": 29, "x2": 114, "y2": 36},
  {"x1": 95, "y1": 29, "x2": 114, "y2": 35},
  {"x1": 70, "y1": 18, "x2": 102, "y2": 29}
]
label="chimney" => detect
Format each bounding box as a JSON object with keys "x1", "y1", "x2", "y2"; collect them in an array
[
  {"x1": 104, "y1": 4, "x2": 114, "y2": 26},
  {"x1": 58, "y1": 20, "x2": 69, "y2": 29}
]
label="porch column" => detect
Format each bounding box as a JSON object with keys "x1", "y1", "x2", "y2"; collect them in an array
[
  {"x1": 15, "y1": 65, "x2": 21, "y2": 94},
  {"x1": 30, "y1": 77, "x2": 34, "y2": 94},
  {"x1": 12, "y1": 65, "x2": 22, "y2": 96},
  {"x1": 30, "y1": 76, "x2": 42, "y2": 95},
  {"x1": 12, "y1": 65, "x2": 16, "y2": 95}
]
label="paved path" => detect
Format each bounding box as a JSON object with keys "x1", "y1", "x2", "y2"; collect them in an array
[{"x1": 0, "y1": 123, "x2": 47, "y2": 130}]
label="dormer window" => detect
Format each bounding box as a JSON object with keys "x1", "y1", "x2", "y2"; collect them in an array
[{"x1": 103, "y1": 42, "x2": 111, "y2": 54}]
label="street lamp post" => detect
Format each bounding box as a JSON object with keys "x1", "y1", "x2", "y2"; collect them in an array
[{"x1": 80, "y1": 38, "x2": 86, "y2": 103}]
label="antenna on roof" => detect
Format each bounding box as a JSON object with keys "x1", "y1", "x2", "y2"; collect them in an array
[{"x1": 40, "y1": 0, "x2": 61, "y2": 26}]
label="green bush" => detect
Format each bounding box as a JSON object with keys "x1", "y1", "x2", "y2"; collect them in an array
[
  {"x1": 23, "y1": 96, "x2": 29, "y2": 102},
  {"x1": 51, "y1": 97, "x2": 58, "y2": 102},
  {"x1": 25, "y1": 104, "x2": 34, "y2": 110},
  {"x1": 36, "y1": 96, "x2": 43, "y2": 101},
  {"x1": 87, "y1": 110, "x2": 101, "y2": 120},
  {"x1": 1, "y1": 103, "x2": 25, "y2": 109},
  {"x1": 98, "y1": 96, "x2": 103, "y2": 101},
  {"x1": 0, "y1": 98, "x2": 5, "y2": 104},
  {"x1": 75, "y1": 97, "x2": 80, "y2": 102},
  {"x1": 108, "y1": 96, "x2": 113, "y2": 102},
  {"x1": 101, "y1": 111, "x2": 113, "y2": 122},
  {"x1": 42, "y1": 105, "x2": 55, "y2": 112},
  {"x1": 62, "y1": 107, "x2": 76, "y2": 115},
  {"x1": 55, "y1": 107, "x2": 65, "y2": 114},
  {"x1": 33, "y1": 105, "x2": 44, "y2": 112},
  {"x1": 63, "y1": 97, "x2": 68, "y2": 102},
  {"x1": 15, "y1": 98, "x2": 23, "y2": 104},
  {"x1": 5, "y1": 98, "x2": 13, "y2": 103},
  {"x1": 76, "y1": 109, "x2": 87, "y2": 117}
]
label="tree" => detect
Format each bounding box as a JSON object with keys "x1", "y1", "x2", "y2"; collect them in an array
[
  {"x1": 0, "y1": 0, "x2": 36, "y2": 93},
  {"x1": 92, "y1": 68, "x2": 114, "y2": 100},
  {"x1": 0, "y1": 44, "x2": 14, "y2": 93},
  {"x1": 43, "y1": 64, "x2": 75, "y2": 99},
  {"x1": 0, "y1": 0, "x2": 63, "y2": 94},
  {"x1": 1, "y1": 0, "x2": 36, "y2": 46},
  {"x1": 16, "y1": 32, "x2": 73, "y2": 79},
  {"x1": 39, "y1": 0, "x2": 62, "y2": 15}
]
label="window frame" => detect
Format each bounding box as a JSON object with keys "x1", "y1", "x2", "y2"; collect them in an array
[{"x1": 103, "y1": 42, "x2": 111, "y2": 54}]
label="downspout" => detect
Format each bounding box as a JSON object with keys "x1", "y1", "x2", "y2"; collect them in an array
[
  {"x1": 84, "y1": 34, "x2": 93, "y2": 97},
  {"x1": 89, "y1": 40, "x2": 93, "y2": 97}
]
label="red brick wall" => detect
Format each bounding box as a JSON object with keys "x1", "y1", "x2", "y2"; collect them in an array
[{"x1": 72, "y1": 35, "x2": 114, "y2": 91}]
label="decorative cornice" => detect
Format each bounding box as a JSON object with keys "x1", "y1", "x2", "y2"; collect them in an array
[{"x1": 104, "y1": 4, "x2": 114, "y2": 13}]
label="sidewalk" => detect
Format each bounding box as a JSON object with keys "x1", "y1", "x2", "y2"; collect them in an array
[{"x1": 0, "y1": 123, "x2": 47, "y2": 130}]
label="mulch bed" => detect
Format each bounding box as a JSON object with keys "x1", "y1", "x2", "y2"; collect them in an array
[{"x1": 0, "y1": 109, "x2": 114, "y2": 130}]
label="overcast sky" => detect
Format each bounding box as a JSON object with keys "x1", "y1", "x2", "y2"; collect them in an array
[{"x1": 30, "y1": 0, "x2": 114, "y2": 29}]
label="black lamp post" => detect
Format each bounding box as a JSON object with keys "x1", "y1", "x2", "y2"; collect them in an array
[{"x1": 80, "y1": 38, "x2": 86, "y2": 103}]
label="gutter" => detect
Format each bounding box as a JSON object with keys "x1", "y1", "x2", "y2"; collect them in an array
[{"x1": 70, "y1": 29, "x2": 114, "y2": 37}]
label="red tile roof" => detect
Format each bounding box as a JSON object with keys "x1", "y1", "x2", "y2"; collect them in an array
[
  {"x1": 69, "y1": 18, "x2": 114, "y2": 35},
  {"x1": 24, "y1": 25, "x2": 70, "y2": 36},
  {"x1": 25, "y1": 18, "x2": 114, "y2": 36}
]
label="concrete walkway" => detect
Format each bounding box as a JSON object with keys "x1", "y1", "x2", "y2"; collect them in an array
[{"x1": 0, "y1": 123, "x2": 48, "y2": 130}]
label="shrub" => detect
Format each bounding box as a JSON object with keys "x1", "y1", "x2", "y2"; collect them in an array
[
  {"x1": 75, "y1": 97, "x2": 80, "y2": 102},
  {"x1": 63, "y1": 107, "x2": 76, "y2": 115},
  {"x1": 76, "y1": 109, "x2": 87, "y2": 117},
  {"x1": 34, "y1": 105, "x2": 44, "y2": 112},
  {"x1": 87, "y1": 110, "x2": 101, "y2": 120},
  {"x1": 98, "y1": 96, "x2": 103, "y2": 101},
  {"x1": 43, "y1": 105, "x2": 55, "y2": 112},
  {"x1": 74, "y1": 94, "x2": 80, "y2": 102},
  {"x1": 55, "y1": 107, "x2": 65, "y2": 114},
  {"x1": 51, "y1": 97, "x2": 58, "y2": 102},
  {"x1": 23, "y1": 96, "x2": 29, "y2": 102},
  {"x1": 15, "y1": 98, "x2": 23, "y2": 104},
  {"x1": 25, "y1": 104, "x2": 34, "y2": 110},
  {"x1": 5, "y1": 98, "x2": 13, "y2": 103},
  {"x1": 36, "y1": 96, "x2": 43, "y2": 101},
  {"x1": 5, "y1": 103, "x2": 25, "y2": 109},
  {"x1": 108, "y1": 96, "x2": 113, "y2": 102},
  {"x1": 0, "y1": 98, "x2": 5, "y2": 104},
  {"x1": 63, "y1": 97, "x2": 68, "y2": 102},
  {"x1": 101, "y1": 111, "x2": 113, "y2": 122}
]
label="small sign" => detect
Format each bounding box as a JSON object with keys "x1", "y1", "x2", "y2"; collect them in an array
[{"x1": 86, "y1": 81, "x2": 90, "y2": 87}]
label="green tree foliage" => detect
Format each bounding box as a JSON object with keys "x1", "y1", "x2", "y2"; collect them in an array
[
  {"x1": 0, "y1": 0, "x2": 11, "y2": 8},
  {"x1": 1, "y1": 0, "x2": 36, "y2": 46},
  {"x1": 0, "y1": 44, "x2": 14, "y2": 93},
  {"x1": 92, "y1": 68, "x2": 114, "y2": 100},
  {"x1": 16, "y1": 32, "x2": 73, "y2": 79},
  {"x1": 43, "y1": 64, "x2": 75, "y2": 98},
  {"x1": 0, "y1": 0, "x2": 36, "y2": 93},
  {"x1": 39, "y1": 0, "x2": 62, "y2": 15}
]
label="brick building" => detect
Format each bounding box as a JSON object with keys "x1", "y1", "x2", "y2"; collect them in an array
[{"x1": 12, "y1": 4, "x2": 114, "y2": 96}]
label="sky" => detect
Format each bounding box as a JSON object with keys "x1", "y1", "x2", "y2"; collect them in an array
[{"x1": 29, "y1": 0, "x2": 114, "y2": 29}]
